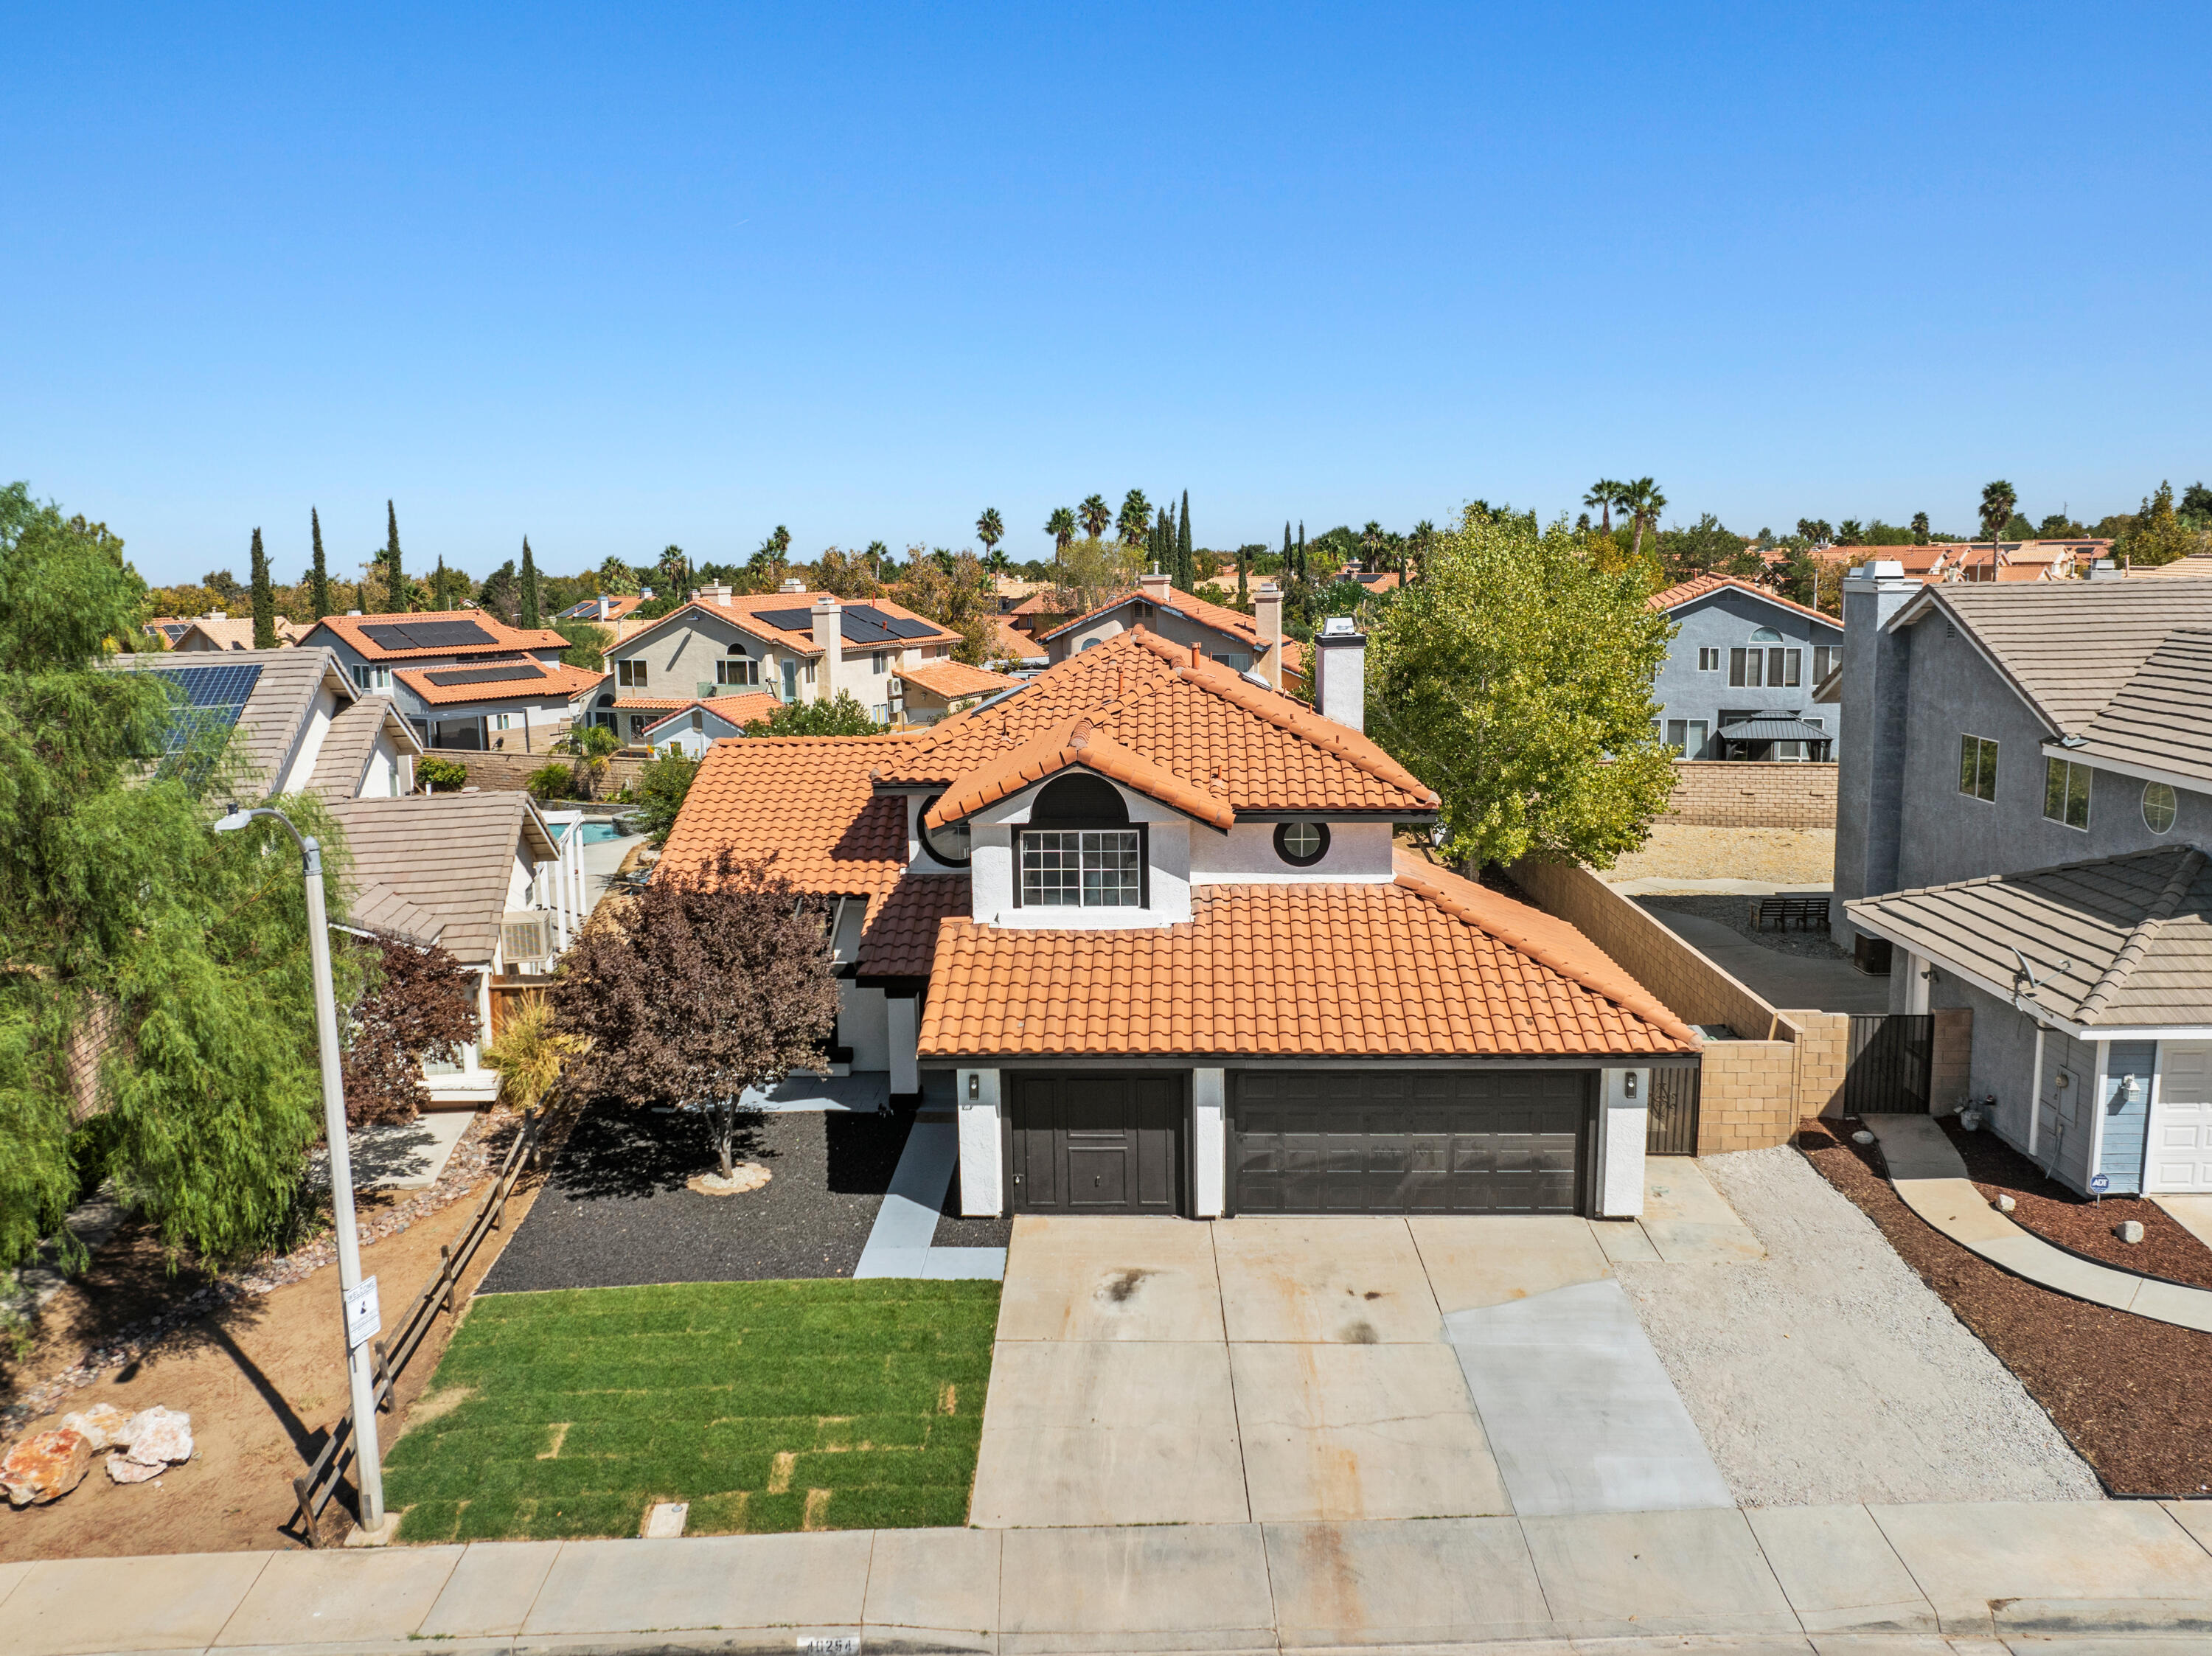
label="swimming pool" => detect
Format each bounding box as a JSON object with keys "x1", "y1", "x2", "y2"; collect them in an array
[{"x1": 573, "y1": 819, "x2": 630, "y2": 845}]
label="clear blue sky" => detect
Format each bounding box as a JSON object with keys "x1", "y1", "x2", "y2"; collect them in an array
[{"x1": 8, "y1": 3, "x2": 2209, "y2": 586}]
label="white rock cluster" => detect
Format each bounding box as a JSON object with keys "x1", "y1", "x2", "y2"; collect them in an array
[{"x1": 0, "y1": 1404, "x2": 193, "y2": 1504}]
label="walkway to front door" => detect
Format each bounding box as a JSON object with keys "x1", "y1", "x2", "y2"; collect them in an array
[{"x1": 969, "y1": 1176, "x2": 1763, "y2": 1528}]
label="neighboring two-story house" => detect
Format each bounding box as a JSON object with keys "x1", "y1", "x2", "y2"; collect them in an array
[
  {"x1": 296, "y1": 610, "x2": 583, "y2": 751},
  {"x1": 595, "y1": 583, "x2": 962, "y2": 742},
  {"x1": 1038, "y1": 571, "x2": 1303, "y2": 689},
  {"x1": 1834, "y1": 564, "x2": 2212, "y2": 1196},
  {"x1": 1646, "y1": 574, "x2": 1845, "y2": 760},
  {"x1": 659, "y1": 622, "x2": 1699, "y2": 1220}
]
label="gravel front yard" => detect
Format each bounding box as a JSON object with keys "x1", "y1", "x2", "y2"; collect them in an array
[{"x1": 1615, "y1": 1143, "x2": 2101, "y2": 1507}]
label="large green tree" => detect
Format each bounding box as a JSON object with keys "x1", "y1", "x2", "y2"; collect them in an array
[
  {"x1": 1077, "y1": 494, "x2": 1110, "y2": 540},
  {"x1": 1116, "y1": 489, "x2": 1152, "y2": 548},
  {"x1": 1177, "y1": 491, "x2": 1193, "y2": 588},
  {"x1": 1366, "y1": 504, "x2": 1676, "y2": 872},
  {"x1": 0, "y1": 484, "x2": 354, "y2": 1270},
  {"x1": 1619, "y1": 477, "x2": 1667, "y2": 563},
  {"x1": 382, "y1": 500, "x2": 407, "y2": 611},
  {"x1": 1046, "y1": 507, "x2": 1076, "y2": 556},
  {"x1": 2118, "y1": 481, "x2": 2199, "y2": 567},
  {"x1": 519, "y1": 537, "x2": 541, "y2": 627},
  {"x1": 1978, "y1": 480, "x2": 2018, "y2": 540},
  {"x1": 248, "y1": 526, "x2": 276, "y2": 648}
]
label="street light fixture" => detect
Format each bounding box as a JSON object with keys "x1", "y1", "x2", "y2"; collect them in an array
[{"x1": 212, "y1": 802, "x2": 386, "y2": 1535}]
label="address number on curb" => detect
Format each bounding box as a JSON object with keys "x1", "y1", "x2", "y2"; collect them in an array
[{"x1": 799, "y1": 1640, "x2": 858, "y2": 1655}]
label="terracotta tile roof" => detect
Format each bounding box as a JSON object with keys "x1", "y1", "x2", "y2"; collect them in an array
[
  {"x1": 655, "y1": 731, "x2": 929, "y2": 928},
  {"x1": 306, "y1": 609, "x2": 568, "y2": 661},
  {"x1": 556, "y1": 594, "x2": 648, "y2": 623},
  {"x1": 1646, "y1": 573, "x2": 1837, "y2": 626},
  {"x1": 1037, "y1": 582, "x2": 1272, "y2": 652},
  {"x1": 988, "y1": 618, "x2": 1048, "y2": 661},
  {"x1": 394, "y1": 660, "x2": 606, "y2": 706},
  {"x1": 873, "y1": 627, "x2": 1436, "y2": 818},
  {"x1": 917, "y1": 849, "x2": 1696, "y2": 1059},
  {"x1": 857, "y1": 874, "x2": 971, "y2": 978},
  {"x1": 639, "y1": 692, "x2": 785, "y2": 735},
  {"x1": 175, "y1": 616, "x2": 303, "y2": 649},
  {"x1": 925, "y1": 717, "x2": 1237, "y2": 831},
  {"x1": 896, "y1": 658, "x2": 1020, "y2": 701},
  {"x1": 616, "y1": 591, "x2": 961, "y2": 658}
]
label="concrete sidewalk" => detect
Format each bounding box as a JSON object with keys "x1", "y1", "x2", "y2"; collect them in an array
[
  {"x1": 10, "y1": 1500, "x2": 2212, "y2": 1652},
  {"x1": 1644, "y1": 905, "x2": 1891, "y2": 1013}
]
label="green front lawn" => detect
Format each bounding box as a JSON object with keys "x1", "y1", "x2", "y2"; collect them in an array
[{"x1": 386, "y1": 1278, "x2": 999, "y2": 1542}]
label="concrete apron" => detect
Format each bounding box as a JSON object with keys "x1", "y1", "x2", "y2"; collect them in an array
[
  {"x1": 1868, "y1": 1114, "x2": 2212, "y2": 1334},
  {"x1": 15, "y1": 1500, "x2": 2212, "y2": 1652}
]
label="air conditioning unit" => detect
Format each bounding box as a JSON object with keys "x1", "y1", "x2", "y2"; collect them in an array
[
  {"x1": 501, "y1": 911, "x2": 554, "y2": 967},
  {"x1": 696, "y1": 681, "x2": 715, "y2": 697}
]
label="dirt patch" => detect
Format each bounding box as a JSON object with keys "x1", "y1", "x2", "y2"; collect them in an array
[
  {"x1": 1936, "y1": 1116, "x2": 2212, "y2": 1290},
  {"x1": 1800, "y1": 1117, "x2": 2212, "y2": 1498},
  {"x1": 1607, "y1": 825, "x2": 1834, "y2": 885},
  {"x1": 0, "y1": 1175, "x2": 538, "y2": 1557}
]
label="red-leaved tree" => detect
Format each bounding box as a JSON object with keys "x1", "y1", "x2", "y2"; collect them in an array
[
  {"x1": 549, "y1": 852, "x2": 841, "y2": 1177},
  {"x1": 341, "y1": 936, "x2": 481, "y2": 1127}
]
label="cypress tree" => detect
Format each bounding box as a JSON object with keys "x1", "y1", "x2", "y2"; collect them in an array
[
  {"x1": 1178, "y1": 491, "x2": 1192, "y2": 589},
  {"x1": 1237, "y1": 543, "x2": 1249, "y2": 606},
  {"x1": 249, "y1": 527, "x2": 276, "y2": 648},
  {"x1": 309, "y1": 507, "x2": 330, "y2": 619},
  {"x1": 1298, "y1": 521, "x2": 1307, "y2": 585},
  {"x1": 519, "y1": 537, "x2": 540, "y2": 627},
  {"x1": 1282, "y1": 522, "x2": 1293, "y2": 586},
  {"x1": 432, "y1": 556, "x2": 450, "y2": 613},
  {"x1": 383, "y1": 500, "x2": 407, "y2": 611}
]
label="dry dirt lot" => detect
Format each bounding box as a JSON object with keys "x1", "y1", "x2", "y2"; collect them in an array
[
  {"x1": 1606, "y1": 825, "x2": 1834, "y2": 886},
  {"x1": 0, "y1": 1176, "x2": 535, "y2": 1558}
]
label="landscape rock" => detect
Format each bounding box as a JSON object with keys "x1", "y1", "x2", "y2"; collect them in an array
[
  {"x1": 119, "y1": 1405, "x2": 192, "y2": 1466},
  {"x1": 1, "y1": 1427, "x2": 94, "y2": 1506},
  {"x1": 1995, "y1": 1193, "x2": 2017, "y2": 1214},
  {"x1": 60, "y1": 1402, "x2": 132, "y2": 1451},
  {"x1": 2118, "y1": 1220, "x2": 2146, "y2": 1245},
  {"x1": 1851, "y1": 1130, "x2": 1875, "y2": 1145},
  {"x1": 105, "y1": 1451, "x2": 164, "y2": 1485}
]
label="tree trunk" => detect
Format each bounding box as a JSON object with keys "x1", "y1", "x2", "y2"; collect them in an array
[
  {"x1": 715, "y1": 1097, "x2": 735, "y2": 1179},
  {"x1": 1631, "y1": 518, "x2": 1646, "y2": 561}
]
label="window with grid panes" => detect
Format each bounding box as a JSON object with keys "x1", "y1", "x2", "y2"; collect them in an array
[{"x1": 1020, "y1": 829, "x2": 1142, "y2": 906}]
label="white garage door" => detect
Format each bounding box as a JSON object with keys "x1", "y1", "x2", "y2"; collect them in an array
[{"x1": 2152, "y1": 1044, "x2": 2212, "y2": 1193}]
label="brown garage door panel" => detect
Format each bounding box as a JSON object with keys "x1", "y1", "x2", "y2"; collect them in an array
[
  {"x1": 1234, "y1": 1071, "x2": 1587, "y2": 1214},
  {"x1": 1009, "y1": 1074, "x2": 1184, "y2": 1214}
]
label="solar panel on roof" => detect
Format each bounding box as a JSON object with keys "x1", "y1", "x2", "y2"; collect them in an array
[
  {"x1": 751, "y1": 607, "x2": 818, "y2": 633},
  {"x1": 423, "y1": 663, "x2": 546, "y2": 687},
  {"x1": 150, "y1": 662, "x2": 263, "y2": 766},
  {"x1": 359, "y1": 619, "x2": 497, "y2": 651},
  {"x1": 884, "y1": 616, "x2": 940, "y2": 639}
]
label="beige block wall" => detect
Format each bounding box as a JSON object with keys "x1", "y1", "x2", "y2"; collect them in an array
[
  {"x1": 1509, "y1": 855, "x2": 1830, "y2": 1153},
  {"x1": 1658, "y1": 761, "x2": 1837, "y2": 828},
  {"x1": 440, "y1": 750, "x2": 648, "y2": 798},
  {"x1": 1931, "y1": 1006, "x2": 1973, "y2": 1111}
]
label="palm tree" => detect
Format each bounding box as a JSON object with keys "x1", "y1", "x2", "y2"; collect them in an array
[
  {"x1": 1410, "y1": 520, "x2": 1437, "y2": 581},
  {"x1": 1359, "y1": 521, "x2": 1385, "y2": 574},
  {"x1": 1046, "y1": 507, "x2": 1076, "y2": 556},
  {"x1": 1117, "y1": 490, "x2": 1152, "y2": 547},
  {"x1": 1979, "y1": 480, "x2": 2018, "y2": 540},
  {"x1": 975, "y1": 507, "x2": 1005, "y2": 557},
  {"x1": 1621, "y1": 478, "x2": 1668, "y2": 561},
  {"x1": 1910, "y1": 512, "x2": 1931, "y2": 545},
  {"x1": 1583, "y1": 480, "x2": 1624, "y2": 535},
  {"x1": 1078, "y1": 495, "x2": 1110, "y2": 540}
]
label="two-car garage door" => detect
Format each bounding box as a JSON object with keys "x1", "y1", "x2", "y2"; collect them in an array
[
  {"x1": 1004, "y1": 1069, "x2": 1591, "y2": 1216},
  {"x1": 1234, "y1": 1070, "x2": 1590, "y2": 1214}
]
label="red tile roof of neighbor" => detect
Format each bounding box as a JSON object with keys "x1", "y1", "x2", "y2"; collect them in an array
[
  {"x1": 1037, "y1": 582, "x2": 1273, "y2": 651},
  {"x1": 895, "y1": 658, "x2": 1020, "y2": 700},
  {"x1": 639, "y1": 692, "x2": 786, "y2": 734},
  {"x1": 877, "y1": 627, "x2": 1436, "y2": 818},
  {"x1": 655, "y1": 731, "x2": 928, "y2": 930},
  {"x1": 917, "y1": 849, "x2": 1698, "y2": 1059},
  {"x1": 394, "y1": 661, "x2": 605, "y2": 706},
  {"x1": 307, "y1": 610, "x2": 570, "y2": 659},
  {"x1": 1645, "y1": 573, "x2": 1836, "y2": 625}
]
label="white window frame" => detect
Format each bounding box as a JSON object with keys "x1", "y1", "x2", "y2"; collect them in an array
[
  {"x1": 616, "y1": 659, "x2": 648, "y2": 689},
  {"x1": 717, "y1": 655, "x2": 759, "y2": 686},
  {"x1": 1697, "y1": 647, "x2": 1721, "y2": 672},
  {"x1": 2043, "y1": 756, "x2": 2092, "y2": 831},
  {"x1": 1016, "y1": 827, "x2": 1146, "y2": 908}
]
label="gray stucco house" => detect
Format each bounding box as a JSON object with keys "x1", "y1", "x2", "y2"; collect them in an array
[
  {"x1": 1834, "y1": 563, "x2": 2212, "y2": 1197},
  {"x1": 1647, "y1": 574, "x2": 1845, "y2": 760}
]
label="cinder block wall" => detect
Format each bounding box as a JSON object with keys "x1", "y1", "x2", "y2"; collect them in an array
[
  {"x1": 1509, "y1": 855, "x2": 1817, "y2": 1153},
  {"x1": 1658, "y1": 761, "x2": 1837, "y2": 829},
  {"x1": 1931, "y1": 1006, "x2": 1973, "y2": 1111},
  {"x1": 1779, "y1": 1009, "x2": 1851, "y2": 1118}
]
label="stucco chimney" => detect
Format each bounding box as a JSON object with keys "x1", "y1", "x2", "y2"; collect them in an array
[
  {"x1": 1139, "y1": 566, "x2": 1171, "y2": 605},
  {"x1": 1253, "y1": 583, "x2": 1284, "y2": 689},
  {"x1": 2088, "y1": 558, "x2": 2125, "y2": 582},
  {"x1": 781, "y1": 577, "x2": 807, "y2": 594},
  {"x1": 1313, "y1": 616, "x2": 1366, "y2": 734},
  {"x1": 695, "y1": 582, "x2": 733, "y2": 606},
  {"x1": 812, "y1": 596, "x2": 842, "y2": 701}
]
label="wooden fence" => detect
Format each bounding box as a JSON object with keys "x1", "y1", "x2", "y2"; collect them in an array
[{"x1": 288, "y1": 1109, "x2": 540, "y2": 1545}]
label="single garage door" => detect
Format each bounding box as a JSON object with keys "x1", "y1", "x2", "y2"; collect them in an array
[
  {"x1": 1006, "y1": 1074, "x2": 1184, "y2": 1215},
  {"x1": 1234, "y1": 1070, "x2": 1590, "y2": 1214}
]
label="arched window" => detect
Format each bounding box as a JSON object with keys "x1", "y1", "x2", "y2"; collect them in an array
[
  {"x1": 1750, "y1": 626, "x2": 1782, "y2": 643},
  {"x1": 917, "y1": 793, "x2": 973, "y2": 866},
  {"x1": 1018, "y1": 773, "x2": 1142, "y2": 907}
]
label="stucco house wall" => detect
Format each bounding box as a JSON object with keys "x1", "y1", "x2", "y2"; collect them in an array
[{"x1": 1654, "y1": 589, "x2": 1843, "y2": 759}]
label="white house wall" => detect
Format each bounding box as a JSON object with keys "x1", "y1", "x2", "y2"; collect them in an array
[
  {"x1": 279, "y1": 686, "x2": 339, "y2": 795},
  {"x1": 841, "y1": 981, "x2": 891, "y2": 1072},
  {"x1": 1188, "y1": 820, "x2": 1395, "y2": 883}
]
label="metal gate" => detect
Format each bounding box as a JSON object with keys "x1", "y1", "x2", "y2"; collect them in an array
[
  {"x1": 1843, "y1": 1015, "x2": 1933, "y2": 1113},
  {"x1": 1646, "y1": 1065, "x2": 1701, "y2": 1155}
]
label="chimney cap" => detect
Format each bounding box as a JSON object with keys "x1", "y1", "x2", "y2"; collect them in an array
[
  {"x1": 1868, "y1": 559, "x2": 1905, "y2": 580},
  {"x1": 1323, "y1": 616, "x2": 1358, "y2": 636},
  {"x1": 781, "y1": 577, "x2": 807, "y2": 593},
  {"x1": 813, "y1": 594, "x2": 839, "y2": 610},
  {"x1": 1255, "y1": 582, "x2": 1282, "y2": 598}
]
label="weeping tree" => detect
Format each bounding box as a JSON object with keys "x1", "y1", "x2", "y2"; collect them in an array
[
  {"x1": 0, "y1": 482, "x2": 362, "y2": 1270},
  {"x1": 549, "y1": 852, "x2": 839, "y2": 1179}
]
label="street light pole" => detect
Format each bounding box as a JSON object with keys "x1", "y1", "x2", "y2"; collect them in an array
[{"x1": 213, "y1": 805, "x2": 385, "y2": 1532}]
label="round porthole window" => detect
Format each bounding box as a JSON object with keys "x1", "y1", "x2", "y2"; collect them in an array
[
  {"x1": 2144, "y1": 781, "x2": 2177, "y2": 835},
  {"x1": 918, "y1": 793, "x2": 972, "y2": 866},
  {"x1": 1274, "y1": 821, "x2": 1330, "y2": 867}
]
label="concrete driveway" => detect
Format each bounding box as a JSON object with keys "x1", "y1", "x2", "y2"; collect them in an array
[{"x1": 970, "y1": 1168, "x2": 1763, "y2": 1528}]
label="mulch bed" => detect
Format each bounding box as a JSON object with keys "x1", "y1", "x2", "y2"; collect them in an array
[
  {"x1": 1800, "y1": 1117, "x2": 2212, "y2": 1497},
  {"x1": 1935, "y1": 1114, "x2": 2212, "y2": 1290}
]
